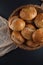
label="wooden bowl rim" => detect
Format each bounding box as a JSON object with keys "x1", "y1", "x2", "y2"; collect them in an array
[
  {"x1": 8, "y1": 4, "x2": 43, "y2": 50},
  {"x1": 8, "y1": 4, "x2": 43, "y2": 20}
]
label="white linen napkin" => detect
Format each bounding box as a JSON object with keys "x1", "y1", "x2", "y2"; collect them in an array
[{"x1": 0, "y1": 16, "x2": 17, "y2": 57}]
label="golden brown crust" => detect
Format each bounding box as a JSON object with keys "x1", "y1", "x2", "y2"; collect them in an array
[
  {"x1": 34, "y1": 13, "x2": 43, "y2": 28},
  {"x1": 8, "y1": 4, "x2": 43, "y2": 20},
  {"x1": 21, "y1": 24, "x2": 36, "y2": 40},
  {"x1": 20, "y1": 6, "x2": 37, "y2": 21},
  {"x1": 11, "y1": 31, "x2": 24, "y2": 45},
  {"x1": 32, "y1": 28, "x2": 43, "y2": 43},
  {"x1": 8, "y1": 16, "x2": 18, "y2": 30},
  {"x1": 8, "y1": 4, "x2": 43, "y2": 50},
  {"x1": 8, "y1": 16, "x2": 25, "y2": 31},
  {"x1": 26, "y1": 40, "x2": 39, "y2": 48}
]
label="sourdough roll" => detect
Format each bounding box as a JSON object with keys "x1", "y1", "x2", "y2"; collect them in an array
[
  {"x1": 32, "y1": 28, "x2": 43, "y2": 43},
  {"x1": 34, "y1": 13, "x2": 43, "y2": 28},
  {"x1": 11, "y1": 31, "x2": 24, "y2": 45},
  {"x1": 21, "y1": 24, "x2": 36, "y2": 40},
  {"x1": 8, "y1": 16, "x2": 25, "y2": 31},
  {"x1": 26, "y1": 40, "x2": 39, "y2": 48},
  {"x1": 20, "y1": 6, "x2": 37, "y2": 21}
]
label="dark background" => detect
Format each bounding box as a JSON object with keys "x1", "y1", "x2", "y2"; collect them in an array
[{"x1": 0, "y1": 0, "x2": 43, "y2": 65}]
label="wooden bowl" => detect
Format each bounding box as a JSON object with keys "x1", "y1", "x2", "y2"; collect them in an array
[{"x1": 8, "y1": 4, "x2": 43, "y2": 50}]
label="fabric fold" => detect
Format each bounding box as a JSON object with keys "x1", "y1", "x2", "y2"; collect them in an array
[{"x1": 0, "y1": 16, "x2": 17, "y2": 57}]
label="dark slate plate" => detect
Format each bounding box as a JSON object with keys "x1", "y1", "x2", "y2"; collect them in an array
[{"x1": 0, "y1": 0, "x2": 43, "y2": 65}]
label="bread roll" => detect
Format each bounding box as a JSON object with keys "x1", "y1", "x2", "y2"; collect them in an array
[
  {"x1": 11, "y1": 31, "x2": 24, "y2": 45},
  {"x1": 20, "y1": 6, "x2": 37, "y2": 21},
  {"x1": 32, "y1": 28, "x2": 43, "y2": 43},
  {"x1": 21, "y1": 24, "x2": 36, "y2": 40},
  {"x1": 26, "y1": 40, "x2": 39, "y2": 48},
  {"x1": 34, "y1": 13, "x2": 43, "y2": 28},
  {"x1": 8, "y1": 16, "x2": 25, "y2": 31}
]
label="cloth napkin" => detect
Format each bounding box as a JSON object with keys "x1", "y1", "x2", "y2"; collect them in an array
[{"x1": 0, "y1": 16, "x2": 17, "y2": 57}]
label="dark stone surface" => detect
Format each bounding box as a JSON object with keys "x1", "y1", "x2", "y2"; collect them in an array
[{"x1": 0, "y1": 0, "x2": 43, "y2": 65}]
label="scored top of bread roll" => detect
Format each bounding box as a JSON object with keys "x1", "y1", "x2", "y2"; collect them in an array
[
  {"x1": 8, "y1": 16, "x2": 25, "y2": 31},
  {"x1": 11, "y1": 31, "x2": 24, "y2": 45},
  {"x1": 21, "y1": 24, "x2": 36, "y2": 40},
  {"x1": 34, "y1": 13, "x2": 43, "y2": 28},
  {"x1": 32, "y1": 28, "x2": 43, "y2": 43},
  {"x1": 20, "y1": 6, "x2": 37, "y2": 21}
]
